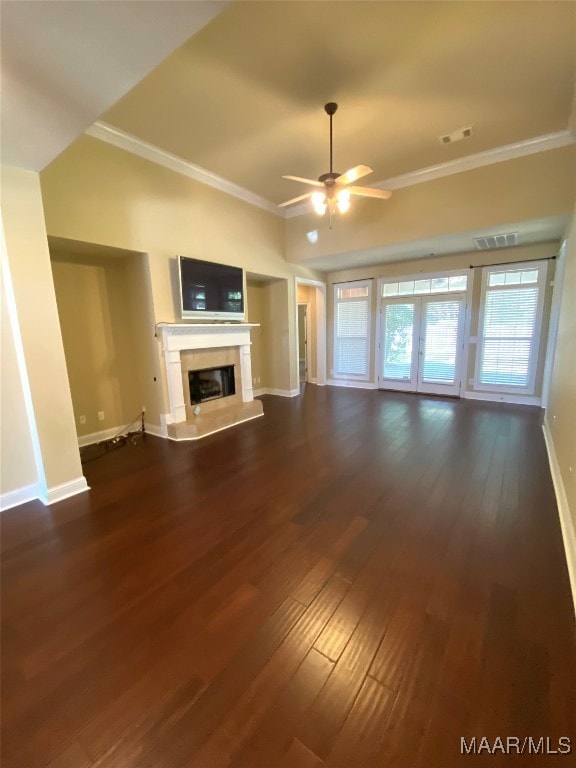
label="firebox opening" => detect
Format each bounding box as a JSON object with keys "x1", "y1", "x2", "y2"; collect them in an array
[{"x1": 188, "y1": 365, "x2": 235, "y2": 404}]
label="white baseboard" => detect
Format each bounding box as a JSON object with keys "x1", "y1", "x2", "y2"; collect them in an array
[
  {"x1": 463, "y1": 391, "x2": 542, "y2": 406},
  {"x1": 542, "y1": 418, "x2": 576, "y2": 619},
  {"x1": 144, "y1": 421, "x2": 168, "y2": 439},
  {"x1": 327, "y1": 379, "x2": 377, "y2": 390},
  {"x1": 79, "y1": 420, "x2": 162, "y2": 445},
  {"x1": 42, "y1": 476, "x2": 90, "y2": 506},
  {"x1": 0, "y1": 482, "x2": 41, "y2": 512},
  {"x1": 254, "y1": 388, "x2": 300, "y2": 398},
  {"x1": 78, "y1": 425, "x2": 130, "y2": 447}
]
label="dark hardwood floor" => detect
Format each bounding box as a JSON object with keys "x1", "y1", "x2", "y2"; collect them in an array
[{"x1": 2, "y1": 387, "x2": 575, "y2": 767}]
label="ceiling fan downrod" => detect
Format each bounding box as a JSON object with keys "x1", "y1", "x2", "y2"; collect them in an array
[
  {"x1": 325, "y1": 102, "x2": 338, "y2": 176},
  {"x1": 316, "y1": 102, "x2": 340, "y2": 186}
]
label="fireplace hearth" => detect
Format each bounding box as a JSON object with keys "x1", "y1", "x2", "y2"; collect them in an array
[{"x1": 189, "y1": 365, "x2": 235, "y2": 404}]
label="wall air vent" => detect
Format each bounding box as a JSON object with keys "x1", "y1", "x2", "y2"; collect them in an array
[
  {"x1": 439, "y1": 126, "x2": 473, "y2": 144},
  {"x1": 474, "y1": 232, "x2": 519, "y2": 251}
]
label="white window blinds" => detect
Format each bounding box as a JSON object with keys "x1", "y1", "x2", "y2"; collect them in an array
[
  {"x1": 421, "y1": 300, "x2": 461, "y2": 384},
  {"x1": 477, "y1": 263, "x2": 546, "y2": 392},
  {"x1": 334, "y1": 281, "x2": 371, "y2": 378}
]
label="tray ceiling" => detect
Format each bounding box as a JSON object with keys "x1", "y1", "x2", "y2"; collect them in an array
[{"x1": 101, "y1": 1, "x2": 576, "y2": 205}]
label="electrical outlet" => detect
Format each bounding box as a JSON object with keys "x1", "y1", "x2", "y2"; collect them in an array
[
  {"x1": 468, "y1": 378, "x2": 474, "y2": 386},
  {"x1": 79, "y1": 415, "x2": 86, "y2": 425},
  {"x1": 98, "y1": 411, "x2": 105, "y2": 421}
]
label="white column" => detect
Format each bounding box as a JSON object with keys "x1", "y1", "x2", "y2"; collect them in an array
[
  {"x1": 165, "y1": 349, "x2": 186, "y2": 423},
  {"x1": 240, "y1": 343, "x2": 254, "y2": 402}
]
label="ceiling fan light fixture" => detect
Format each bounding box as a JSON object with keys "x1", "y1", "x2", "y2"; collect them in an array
[
  {"x1": 336, "y1": 188, "x2": 351, "y2": 213},
  {"x1": 311, "y1": 190, "x2": 327, "y2": 215}
]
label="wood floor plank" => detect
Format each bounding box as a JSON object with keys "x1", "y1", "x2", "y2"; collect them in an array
[
  {"x1": 291, "y1": 515, "x2": 368, "y2": 606},
  {"x1": 324, "y1": 675, "x2": 394, "y2": 767},
  {"x1": 313, "y1": 541, "x2": 395, "y2": 662},
  {"x1": 295, "y1": 576, "x2": 398, "y2": 759},
  {"x1": 371, "y1": 613, "x2": 449, "y2": 767},
  {"x1": 132, "y1": 596, "x2": 306, "y2": 768},
  {"x1": 89, "y1": 676, "x2": 205, "y2": 767},
  {"x1": 230, "y1": 649, "x2": 334, "y2": 768},
  {"x1": 278, "y1": 737, "x2": 324, "y2": 768},
  {"x1": 185, "y1": 573, "x2": 349, "y2": 767},
  {"x1": 368, "y1": 606, "x2": 425, "y2": 691},
  {"x1": 45, "y1": 739, "x2": 93, "y2": 768}
]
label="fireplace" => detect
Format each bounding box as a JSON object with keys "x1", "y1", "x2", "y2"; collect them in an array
[
  {"x1": 189, "y1": 365, "x2": 235, "y2": 404},
  {"x1": 157, "y1": 323, "x2": 263, "y2": 440}
]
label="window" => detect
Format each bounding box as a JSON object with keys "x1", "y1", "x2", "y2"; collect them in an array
[
  {"x1": 382, "y1": 274, "x2": 467, "y2": 297},
  {"x1": 334, "y1": 280, "x2": 371, "y2": 379},
  {"x1": 475, "y1": 262, "x2": 547, "y2": 393}
]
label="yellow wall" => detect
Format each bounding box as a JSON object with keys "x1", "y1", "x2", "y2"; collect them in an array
[
  {"x1": 1, "y1": 166, "x2": 84, "y2": 495},
  {"x1": 327, "y1": 242, "x2": 558, "y2": 395},
  {"x1": 263, "y1": 279, "x2": 294, "y2": 393},
  {"x1": 246, "y1": 281, "x2": 267, "y2": 389},
  {"x1": 0, "y1": 256, "x2": 38, "y2": 496},
  {"x1": 547, "y1": 208, "x2": 576, "y2": 524},
  {"x1": 40, "y1": 136, "x2": 322, "y2": 418},
  {"x1": 125, "y1": 253, "x2": 163, "y2": 427},
  {"x1": 51, "y1": 251, "x2": 146, "y2": 437}
]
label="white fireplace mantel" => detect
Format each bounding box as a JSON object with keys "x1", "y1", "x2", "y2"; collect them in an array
[{"x1": 157, "y1": 323, "x2": 258, "y2": 425}]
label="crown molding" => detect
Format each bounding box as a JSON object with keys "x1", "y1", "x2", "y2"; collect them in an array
[
  {"x1": 376, "y1": 129, "x2": 575, "y2": 191},
  {"x1": 85, "y1": 121, "x2": 282, "y2": 217},
  {"x1": 285, "y1": 129, "x2": 575, "y2": 218},
  {"x1": 87, "y1": 122, "x2": 574, "y2": 221}
]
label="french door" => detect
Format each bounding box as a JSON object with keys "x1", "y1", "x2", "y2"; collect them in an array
[{"x1": 379, "y1": 294, "x2": 466, "y2": 396}]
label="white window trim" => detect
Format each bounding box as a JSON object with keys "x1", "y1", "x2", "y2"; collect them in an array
[
  {"x1": 473, "y1": 260, "x2": 548, "y2": 395},
  {"x1": 333, "y1": 279, "x2": 372, "y2": 381}
]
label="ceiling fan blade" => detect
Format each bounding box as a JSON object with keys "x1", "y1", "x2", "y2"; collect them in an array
[
  {"x1": 278, "y1": 191, "x2": 314, "y2": 208},
  {"x1": 347, "y1": 185, "x2": 392, "y2": 200},
  {"x1": 282, "y1": 175, "x2": 324, "y2": 188},
  {"x1": 335, "y1": 165, "x2": 373, "y2": 186}
]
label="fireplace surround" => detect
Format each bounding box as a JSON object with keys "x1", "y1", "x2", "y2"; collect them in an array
[{"x1": 157, "y1": 323, "x2": 263, "y2": 440}]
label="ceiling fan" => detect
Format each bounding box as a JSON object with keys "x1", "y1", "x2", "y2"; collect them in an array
[{"x1": 279, "y1": 102, "x2": 391, "y2": 219}]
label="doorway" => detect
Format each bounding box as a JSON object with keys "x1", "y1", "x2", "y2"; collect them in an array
[
  {"x1": 378, "y1": 294, "x2": 466, "y2": 396},
  {"x1": 297, "y1": 303, "x2": 309, "y2": 384},
  {"x1": 295, "y1": 278, "x2": 327, "y2": 388}
]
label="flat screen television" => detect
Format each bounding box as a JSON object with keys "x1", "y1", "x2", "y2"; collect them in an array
[{"x1": 178, "y1": 256, "x2": 245, "y2": 321}]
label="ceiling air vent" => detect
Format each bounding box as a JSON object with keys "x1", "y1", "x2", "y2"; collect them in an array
[
  {"x1": 474, "y1": 232, "x2": 519, "y2": 251},
  {"x1": 439, "y1": 126, "x2": 473, "y2": 144}
]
